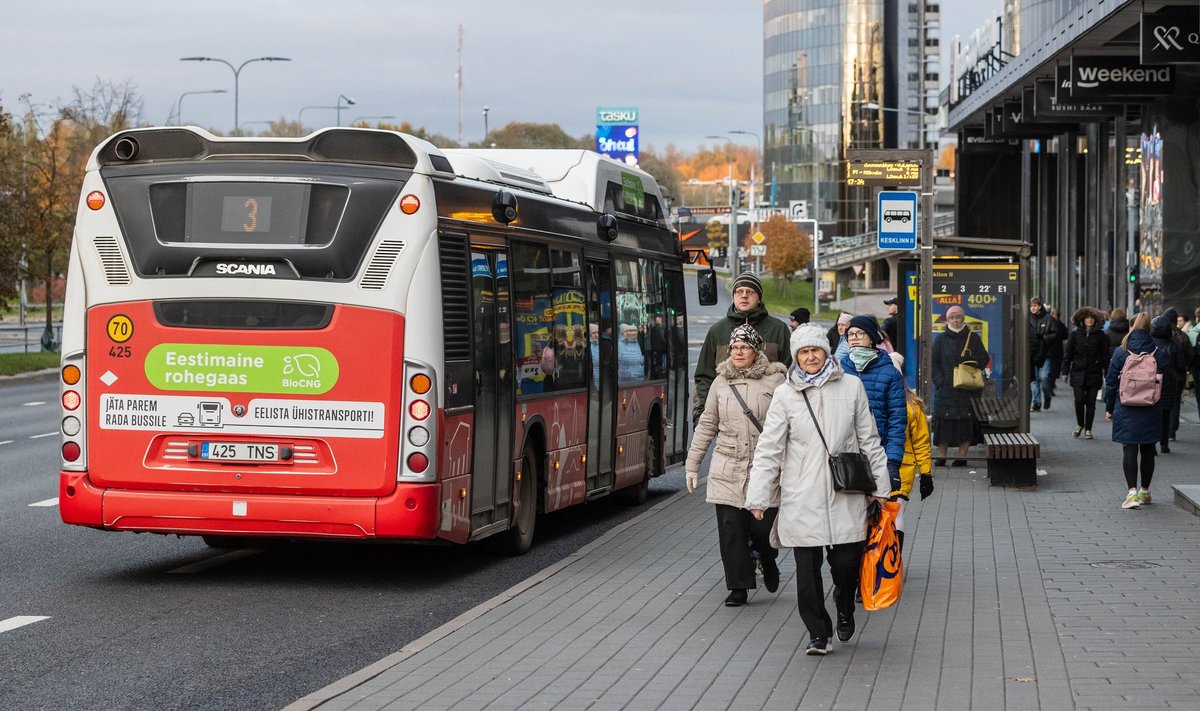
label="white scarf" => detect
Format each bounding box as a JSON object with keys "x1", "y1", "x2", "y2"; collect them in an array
[{"x1": 791, "y1": 356, "x2": 836, "y2": 388}]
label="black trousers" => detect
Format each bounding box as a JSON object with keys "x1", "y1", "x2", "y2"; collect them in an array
[
  {"x1": 1122, "y1": 443, "x2": 1156, "y2": 490},
  {"x1": 714, "y1": 504, "x2": 777, "y2": 591},
  {"x1": 1073, "y1": 385, "x2": 1099, "y2": 429},
  {"x1": 792, "y1": 542, "x2": 865, "y2": 639}
]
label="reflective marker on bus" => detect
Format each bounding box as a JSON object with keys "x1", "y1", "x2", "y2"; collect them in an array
[{"x1": 58, "y1": 127, "x2": 699, "y2": 554}]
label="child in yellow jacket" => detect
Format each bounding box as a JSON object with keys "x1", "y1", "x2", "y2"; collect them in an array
[{"x1": 888, "y1": 353, "x2": 934, "y2": 551}]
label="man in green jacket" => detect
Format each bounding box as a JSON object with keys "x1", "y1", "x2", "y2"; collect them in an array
[{"x1": 693, "y1": 272, "x2": 793, "y2": 423}]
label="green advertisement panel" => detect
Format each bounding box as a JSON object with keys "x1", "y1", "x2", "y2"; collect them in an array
[{"x1": 145, "y1": 343, "x2": 340, "y2": 394}]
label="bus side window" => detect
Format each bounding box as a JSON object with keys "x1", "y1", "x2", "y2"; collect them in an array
[
  {"x1": 614, "y1": 258, "x2": 646, "y2": 384},
  {"x1": 548, "y1": 248, "x2": 587, "y2": 391}
]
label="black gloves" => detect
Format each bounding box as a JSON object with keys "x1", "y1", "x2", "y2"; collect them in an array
[
  {"x1": 886, "y1": 460, "x2": 902, "y2": 491},
  {"x1": 919, "y1": 474, "x2": 934, "y2": 500}
]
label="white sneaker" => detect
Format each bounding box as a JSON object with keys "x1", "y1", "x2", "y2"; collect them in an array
[
  {"x1": 1122, "y1": 491, "x2": 1142, "y2": 509},
  {"x1": 1138, "y1": 489, "x2": 1152, "y2": 505}
]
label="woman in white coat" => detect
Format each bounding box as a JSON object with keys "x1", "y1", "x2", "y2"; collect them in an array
[
  {"x1": 746, "y1": 323, "x2": 891, "y2": 656},
  {"x1": 686, "y1": 324, "x2": 788, "y2": 606}
]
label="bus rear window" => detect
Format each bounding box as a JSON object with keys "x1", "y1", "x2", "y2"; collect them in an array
[{"x1": 148, "y1": 182, "x2": 347, "y2": 247}]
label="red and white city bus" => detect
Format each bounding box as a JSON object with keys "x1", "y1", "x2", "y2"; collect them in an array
[{"x1": 57, "y1": 127, "x2": 703, "y2": 553}]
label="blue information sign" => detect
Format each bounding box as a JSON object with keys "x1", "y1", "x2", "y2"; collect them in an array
[{"x1": 877, "y1": 190, "x2": 918, "y2": 250}]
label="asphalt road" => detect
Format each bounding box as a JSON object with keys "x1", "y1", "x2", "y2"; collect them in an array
[{"x1": 0, "y1": 276, "x2": 732, "y2": 711}]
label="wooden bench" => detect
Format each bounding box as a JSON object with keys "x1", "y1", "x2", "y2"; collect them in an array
[
  {"x1": 970, "y1": 394, "x2": 1021, "y2": 434},
  {"x1": 984, "y1": 433, "x2": 1040, "y2": 487}
]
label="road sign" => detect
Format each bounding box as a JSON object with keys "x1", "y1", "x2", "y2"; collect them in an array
[
  {"x1": 751, "y1": 231, "x2": 765, "y2": 244},
  {"x1": 749, "y1": 244, "x2": 767, "y2": 256},
  {"x1": 788, "y1": 200, "x2": 808, "y2": 220},
  {"x1": 851, "y1": 263, "x2": 863, "y2": 275},
  {"x1": 877, "y1": 190, "x2": 918, "y2": 250}
]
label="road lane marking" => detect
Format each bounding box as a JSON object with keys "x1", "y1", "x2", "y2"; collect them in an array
[
  {"x1": 21, "y1": 401, "x2": 47, "y2": 407},
  {"x1": 168, "y1": 548, "x2": 263, "y2": 574},
  {"x1": 0, "y1": 440, "x2": 13, "y2": 446},
  {"x1": 29, "y1": 498, "x2": 59, "y2": 507},
  {"x1": 0, "y1": 616, "x2": 50, "y2": 633},
  {"x1": 29, "y1": 432, "x2": 57, "y2": 439}
]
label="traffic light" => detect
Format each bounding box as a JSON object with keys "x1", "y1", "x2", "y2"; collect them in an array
[
  {"x1": 1128, "y1": 268, "x2": 1139, "y2": 285},
  {"x1": 731, "y1": 186, "x2": 745, "y2": 208}
]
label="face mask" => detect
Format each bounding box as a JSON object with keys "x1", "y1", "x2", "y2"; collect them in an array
[{"x1": 849, "y1": 346, "x2": 877, "y2": 371}]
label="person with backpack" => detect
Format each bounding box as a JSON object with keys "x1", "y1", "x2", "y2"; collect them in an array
[
  {"x1": 1063, "y1": 306, "x2": 1110, "y2": 439},
  {"x1": 1150, "y1": 313, "x2": 1188, "y2": 452},
  {"x1": 1105, "y1": 312, "x2": 1167, "y2": 509}
]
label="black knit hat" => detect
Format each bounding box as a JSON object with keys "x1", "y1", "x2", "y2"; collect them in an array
[
  {"x1": 790, "y1": 307, "x2": 810, "y2": 324},
  {"x1": 731, "y1": 272, "x2": 763, "y2": 298},
  {"x1": 847, "y1": 314, "x2": 883, "y2": 345}
]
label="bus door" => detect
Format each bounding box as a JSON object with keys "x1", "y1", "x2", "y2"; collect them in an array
[
  {"x1": 664, "y1": 268, "x2": 689, "y2": 461},
  {"x1": 469, "y1": 246, "x2": 515, "y2": 529},
  {"x1": 585, "y1": 259, "x2": 616, "y2": 493}
]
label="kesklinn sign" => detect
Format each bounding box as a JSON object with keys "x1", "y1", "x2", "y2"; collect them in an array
[
  {"x1": 1068, "y1": 56, "x2": 1174, "y2": 98},
  {"x1": 877, "y1": 191, "x2": 918, "y2": 251}
]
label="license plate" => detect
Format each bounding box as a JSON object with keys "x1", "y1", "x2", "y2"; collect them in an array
[{"x1": 199, "y1": 441, "x2": 279, "y2": 462}]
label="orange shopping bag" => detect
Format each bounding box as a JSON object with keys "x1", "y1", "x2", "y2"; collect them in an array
[{"x1": 860, "y1": 500, "x2": 902, "y2": 611}]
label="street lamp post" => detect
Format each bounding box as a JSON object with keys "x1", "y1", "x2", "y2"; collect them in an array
[
  {"x1": 861, "y1": 101, "x2": 931, "y2": 150},
  {"x1": 180, "y1": 56, "x2": 291, "y2": 135},
  {"x1": 174, "y1": 89, "x2": 226, "y2": 126},
  {"x1": 729, "y1": 130, "x2": 760, "y2": 230},
  {"x1": 793, "y1": 126, "x2": 821, "y2": 315},
  {"x1": 335, "y1": 94, "x2": 356, "y2": 127},
  {"x1": 706, "y1": 135, "x2": 740, "y2": 272},
  {"x1": 482, "y1": 106, "x2": 490, "y2": 143}
]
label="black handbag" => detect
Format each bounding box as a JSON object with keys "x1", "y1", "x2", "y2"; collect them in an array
[{"x1": 801, "y1": 390, "x2": 877, "y2": 494}]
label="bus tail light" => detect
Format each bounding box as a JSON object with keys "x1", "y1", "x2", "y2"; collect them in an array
[
  {"x1": 399, "y1": 359, "x2": 438, "y2": 482},
  {"x1": 60, "y1": 354, "x2": 87, "y2": 471}
]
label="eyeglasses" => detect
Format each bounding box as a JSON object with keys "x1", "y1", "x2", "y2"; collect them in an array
[
  {"x1": 846, "y1": 329, "x2": 870, "y2": 341},
  {"x1": 729, "y1": 345, "x2": 756, "y2": 353},
  {"x1": 732, "y1": 288, "x2": 757, "y2": 297}
]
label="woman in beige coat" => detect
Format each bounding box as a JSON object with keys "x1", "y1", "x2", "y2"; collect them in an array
[
  {"x1": 686, "y1": 324, "x2": 788, "y2": 607},
  {"x1": 747, "y1": 323, "x2": 891, "y2": 655}
]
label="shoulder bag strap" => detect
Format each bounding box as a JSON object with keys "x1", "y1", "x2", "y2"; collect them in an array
[
  {"x1": 728, "y1": 383, "x2": 763, "y2": 432},
  {"x1": 959, "y1": 333, "x2": 971, "y2": 358},
  {"x1": 800, "y1": 389, "x2": 831, "y2": 455}
]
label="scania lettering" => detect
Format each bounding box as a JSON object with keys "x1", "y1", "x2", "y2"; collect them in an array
[
  {"x1": 215, "y1": 263, "x2": 277, "y2": 276},
  {"x1": 58, "y1": 127, "x2": 695, "y2": 554}
]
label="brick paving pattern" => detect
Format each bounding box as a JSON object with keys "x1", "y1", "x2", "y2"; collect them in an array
[{"x1": 288, "y1": 395, "x2": 1200, "y2": 711}]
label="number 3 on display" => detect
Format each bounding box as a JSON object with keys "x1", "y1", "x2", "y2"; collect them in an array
[{"x1": 242, "y1": 198, "x2": 258, "y2": 233}]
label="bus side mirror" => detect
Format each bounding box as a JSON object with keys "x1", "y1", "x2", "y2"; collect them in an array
[{"x1": 697, "y1": 269, "x2": 718, "y2": 306}]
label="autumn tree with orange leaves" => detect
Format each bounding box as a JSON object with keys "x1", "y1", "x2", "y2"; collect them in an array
[{"x1": 761, "y1": 214, "x2": 813, "y2": 286}]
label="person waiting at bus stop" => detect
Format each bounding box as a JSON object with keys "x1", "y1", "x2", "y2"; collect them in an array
[
  {"x1": 686, "y1": 324, "x2": 788, "y2": 606},
  {"x1": 746, "y1": 324, "x2": 891, "y2": 655},
  {"x1": 693, "y1": 272, "x2": 791, "y2": 425}
]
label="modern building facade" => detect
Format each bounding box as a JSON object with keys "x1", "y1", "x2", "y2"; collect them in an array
[
  {"x1": 763, "y1": 0, "x2": 940, "y2": 242},
  {"x1": 947, "y1": 0, "x2": 1198, "y2": 316}
]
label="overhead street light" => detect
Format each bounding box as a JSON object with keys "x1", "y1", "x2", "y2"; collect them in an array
[
  {"x1": 860, "y1": 101, "x2": 933, "y2": 149},
  {"x1": 335, "y1": 94, "x2": 356, "y2": 127},
  {"x1": 179, "y1": 55, "x2": 291, "y2": 135},
  {"x1": 174, "y1": 89, "x2": 226, "y2": 126},
  {"x1": 728, "y1": 130, "x2": 761, "y2": 228},
  {"x1": 482, "y1": 106, "x2": 490, "y2": 142}
]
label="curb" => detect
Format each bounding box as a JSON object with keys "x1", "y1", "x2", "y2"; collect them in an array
[
  {"x1": 0, "y1": 367, "x2": 58, "y2": 383},
  {"x1": 280, "y1": 482, "x2": 692, "y2": 711}
]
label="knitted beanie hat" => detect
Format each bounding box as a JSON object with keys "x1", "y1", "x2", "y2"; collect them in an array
[
  {"x1": 791, "y1": 323, "x2": 831, "y2": 359},
  {"x1": 848, "y1": 314, "x2": 883, "y2": 345},
  {"x1": 731, "y1": 272, "x2": 763, "y2": 298}
]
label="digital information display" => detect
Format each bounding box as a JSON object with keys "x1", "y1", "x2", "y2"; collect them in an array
[
  {"x1": 186, "y1": 183, "x2": 309, "y2": 245},
  {"x1": 932, "y1": 263, "x2": 1020, "y2": 296},
  {"x1": 845, "y1": 160, "x2": 922, "y2": 187}
]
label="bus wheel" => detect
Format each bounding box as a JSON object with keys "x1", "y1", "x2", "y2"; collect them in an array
[{"x1": 493, "y1": 445, "x2": 538, "y2": 555}]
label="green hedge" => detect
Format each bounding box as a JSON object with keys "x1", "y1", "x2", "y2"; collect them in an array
[{"x1": 0, "y1": 352, "x2": 60, "y2": 376}]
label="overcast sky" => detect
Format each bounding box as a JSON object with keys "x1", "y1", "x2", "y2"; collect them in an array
[{"x1": 1, "y1": 1, "x2": 994, "y2": 151}]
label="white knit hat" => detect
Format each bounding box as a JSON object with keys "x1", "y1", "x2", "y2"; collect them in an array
[{"x1": 790, "y1": 323, "x2": 830, "y2": 360}]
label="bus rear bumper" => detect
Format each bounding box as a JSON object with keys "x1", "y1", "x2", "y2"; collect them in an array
[{"x1": 59, "y1": 471, "x2": 440, "y2": 540}]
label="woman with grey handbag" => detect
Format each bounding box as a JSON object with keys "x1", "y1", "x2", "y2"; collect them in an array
[
  {"x1": 746, "y1": 324, "x2": 891, "y2": 656},
  {"x1": 686, "y1": 324, "x2": 788, "y2": 607}
]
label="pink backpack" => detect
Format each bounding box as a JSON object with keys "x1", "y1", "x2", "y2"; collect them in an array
[{"x1": 1118, "y1": 348, "x2": 1162, "y2": 407}]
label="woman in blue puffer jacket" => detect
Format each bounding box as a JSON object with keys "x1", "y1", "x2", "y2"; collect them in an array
[{"x1": 839, "y1": 315, "x2": 908, "y2": 490}]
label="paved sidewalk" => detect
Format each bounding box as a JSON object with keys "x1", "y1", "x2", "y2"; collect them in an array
[{"x1": 287, "y1": 394, "x2": 1200, "y2": 711}]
